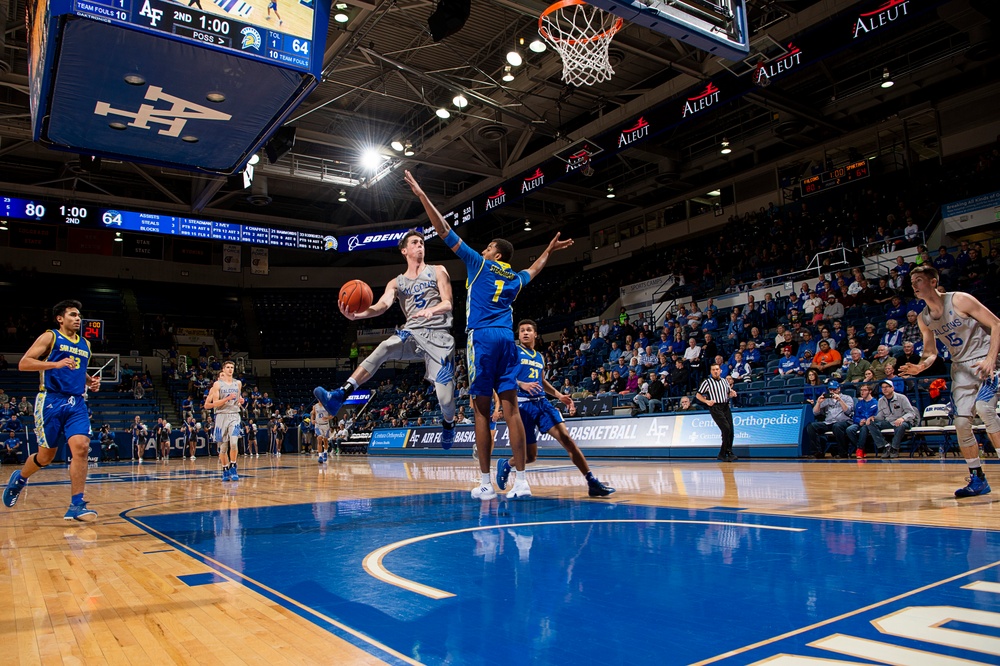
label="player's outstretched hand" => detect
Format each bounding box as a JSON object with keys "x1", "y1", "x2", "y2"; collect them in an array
[
  {"x1": 547, "y1": 232, "x2": 574, "y2": 253},
  {"x1": 897, "y1": 362, "x2": 920, "y2": 377},
  {"x1": 338, "y1": 298, "x2": 359, "y2": 320},
  {"x1": 87, "y1": 374, "x2": 101, "y2": 392},
  {"x1": 403, "y1": 170, "x2": 425, "y2": 198}
]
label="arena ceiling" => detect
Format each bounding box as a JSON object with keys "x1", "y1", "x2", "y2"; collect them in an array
[{"x1": 0, "y1": 0, "x2": 996, "y2": 265}]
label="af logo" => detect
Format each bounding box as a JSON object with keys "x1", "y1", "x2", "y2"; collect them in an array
[
  {"x1": 240, "y1": 27, "x2": 262, "y2": 51},
  {"x1": 138, "y1": 0, "x2": 163, "y2": 27},
  {"x1": 94, "y1": 85, "x2": 232, "y2": 138},
  {"x1": 323, "y1": 236, "x2": 338, "y2": 251}
]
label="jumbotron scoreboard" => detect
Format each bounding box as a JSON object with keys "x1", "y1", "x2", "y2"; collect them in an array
[{"x1": 28, "y1": 0, "x2": 330, "y2": 174}]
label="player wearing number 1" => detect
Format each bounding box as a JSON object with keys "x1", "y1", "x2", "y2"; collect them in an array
[
  {"x1": 404, "y1": 170, "x2": 574, "y2": 500},
  {"x1": 314, "y1": 230, "x2": 459, "y2": 448},
  {"x1": 899, "y1": 265, "x2": 1000, "y2": 497},
  {"x1": 3, "y1": 300, "x2": 101, "y2": 521}
]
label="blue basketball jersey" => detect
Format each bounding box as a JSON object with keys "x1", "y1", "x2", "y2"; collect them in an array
[
  {"x1": 516, "y1": 346, "x2": 546, "y2": 400},
  {"x1": 456, "y1": 241, "x2": 530, "y2": 330},
  {"x1": 41, "y1": 329, "x2": 91, "y2": 396}
]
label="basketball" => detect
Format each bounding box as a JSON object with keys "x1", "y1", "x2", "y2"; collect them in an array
[{"x1": 339, "y1": 279, "x2": 373, "y2": 314}]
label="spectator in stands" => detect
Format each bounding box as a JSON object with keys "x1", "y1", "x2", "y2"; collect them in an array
[
  {"x1": 885, "y1": 296, "x2": 906, "y2": 322},
  {"x1": 933, "y1": 245, "x2": 956, "y2": 282},
  {"x1": 0, "y1": 355, "x2": 7, "y2": 371},
  {"x1": 579, "y1": 371, "x2": 598, "y2": 395},
  {"x1": 824, "y1": 295, "x2": 845, "y2": 322},
  {"x1": 728, "y1": 352, "x2": 751, "y2": 382},
  {"x1": 632, "y1": 372, "x2": 663, "y2": 415},
  {"x1": 868, "y1": 380, "x2": 918, "y2": 458},
  {"x1": 702, "y1": 333, "x2": 720, "y2": 363},
  {"x1": 677, "y1": 395, "x2": 696, "y2": 411},
  {"x1": 0, "y1": 389, "x2": 8, "y2": 409},
  {"x1": 803, "y1": 291, "x2": 822, "y2": 317},
  {"x1": 777, "y1": 347, "x2": 802, "y2": 377},
  {"x1": 17, "y1": 396, "x2": 31, "y2": 417},
  {"x1": 803, "y1": 369, "x2": 825, "y2": 405},
  {"x1": 882, "y1": 362, "x2": 904, "y2": 393},
  {"x1": 638, "y1": 346, "x2": 658, "y2": 371},
  {"x1": 900, "y1": 310, "x2": 923, "y2": 348},
  {"x1": 623, "y1": 369, "x2": 640, "y2": 394},
  {"x1": 880, "y1": 320, "x2": 904, "y2": 356},
  {"x1": 773, "y1": 324, "x2": 788, "y2": 350},
  {"x1": 959, "y1": 247, "x2": 987, "y2": 292},
  {"x1": 872, "y1": 278, "x2": 894, "y2": 305},
  {"x1": 609, "y1": 370, "x2": 627, "y2": 394},
  {"x1": 811, "y1": 340, "x2": 842, "y2": 376},
  {"x1": 798, "y1": 330, "x2": 817, "y2": 358},
  {"x1": 846, "y1": 383, "x2": 879, "y2": 458},
  {"x1": 683, "y1": 338, "x2": 702, "y2": 376},
  {"x1": 870, "y1": 345, "x2": 894, "y2": 380},
  {"x1": 859, "y1": 324, "x2": 880, "y2": 356},
  {"x1": 667, "y1": 360, "x2": 690, "y2": 397},
  {"x1": 844, "y1": 347, "x2": 872, "y2": 383},
  {"x1": 560, "y1": 378, "x2": 575, "y2": 396},
  {"x1": 2, "y1": 430, "x2": 21, "y2": 464},
  {"x1": 805, "y1": 381, "x2": 854, "y2": 458}
]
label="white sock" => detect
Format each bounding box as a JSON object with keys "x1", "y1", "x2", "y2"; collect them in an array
[
  {"x1": 481, "y1": 472, "x2": 491, "y2": 486},
  {"x1": 966, "y1": 457, "x2": 982, "y2": 469},
  {"x1": 516, "y1": 471, "x2": 528, "y2": 485},
  {"x1": 346, "y1": 377, "x2": 359, "y2": 389}
]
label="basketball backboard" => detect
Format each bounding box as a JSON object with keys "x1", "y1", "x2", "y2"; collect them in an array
[{"x1": 584, "y1": 0, "x2": 749, "y2": 61}]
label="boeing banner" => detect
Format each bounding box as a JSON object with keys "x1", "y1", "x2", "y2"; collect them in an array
[{"x1": 368, "y1": 407, "x2": 807, "y2": 458}]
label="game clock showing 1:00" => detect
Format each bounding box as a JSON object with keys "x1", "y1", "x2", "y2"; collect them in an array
[
  {"x1": 82, "y1": 319, "x2": 105, "y2": 342},
  {"x1": 800, "y1": 160, "x2": 870, "y2": 197}
]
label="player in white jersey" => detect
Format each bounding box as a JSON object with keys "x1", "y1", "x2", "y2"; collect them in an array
[
  {"x1": 312, "y1": 401, "x2": 331, "y2": 463},
  {"x1": 899, "y1": 265, "x2": 999, "y2": 497},
  {"x1": 204, "y1": 361, "x2": 245, "y2": 482},
  {"x1": 315, "y1": 230, "x2": 458, "y2": 448}
]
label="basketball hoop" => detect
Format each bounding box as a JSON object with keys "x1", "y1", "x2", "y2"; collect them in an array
[{"x1": 539, "y1": 0, "x2": 623, "y2": 87}]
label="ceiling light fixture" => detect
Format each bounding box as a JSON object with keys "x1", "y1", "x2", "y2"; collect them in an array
[
  {"x1": 403, "y1": 141, "x2": 415, "y2": 157},
  {"x1": 361, "y1": 148, "x2": 382, "y2": 171},
  {"x1": 707, "y1": 189, "x2": 721, "y2": 197},
  {"x1": 720, "y1": 139, "x2": 732, "y2": 155},
  {"x1": 523, "y1": 218, "x2": 532, "y2": 231},
  {"x1": 880, "y1": 67, "x2": 894, "y2": 88},
  {"x1": 502, "y1": 65, "x2": 515, "y2": 82},
  {"x1": 114, "y1": 232, "x2": 123, "y2": 242},
  {"x1": 452, "y1": 94, "x2": 469, "y2": 108},
  {"x1": 506, "y1": 50, "x2": 523, "y2": 67},
  {"x1": 606, "y1": 184, "x2": 615, "y2": 198},
  {"x1": 390, "y1": 139, "x2": 405, "y2": 152},
  {"x1": 334, "y1": 10, "x2": 349, "y2": 22},
  {"x1": 338, "y1": 190, "x2": 347, "y2": 202},
  {"x1": 528, "y1": 38, "x2": 547, "y2": 53},
  {"x1": 436, "y1": 107, "x2": 451, "y2": 119},
  {"x1": 248, "y1": 153, "x2": 260, "y2": 166},
  {"x1": 0, "y1": 219, "x2": 8, "y2": 230}
]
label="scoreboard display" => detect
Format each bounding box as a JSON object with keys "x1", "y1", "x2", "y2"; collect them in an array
[
  {"x1": 70, "y1": 0, "x2": 319, "y2": 74},
  {"x1": 800, "y1": 160, "x2": 871, "y2": 197},
  {"x1": 82, "y1": 319, "x2": 105, "y2": 342}
]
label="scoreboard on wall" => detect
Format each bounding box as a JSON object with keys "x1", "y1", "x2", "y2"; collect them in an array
[{"x1": 27, "y1": 0, "x2": 330, "y2": 174}]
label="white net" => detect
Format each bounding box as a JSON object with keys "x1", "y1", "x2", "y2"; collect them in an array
[{"x1": 539, "y1": 0, "x2": 623, "y2": 87}]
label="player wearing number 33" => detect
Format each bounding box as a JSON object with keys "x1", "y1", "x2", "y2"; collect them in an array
[
  {"x1": 314, "y1": 230, "x2": 459, "y2": 448},
  {"x1": 3, "y1": 300, "x2": 101, "y2": 521},
  {"x1": 404, "y1": 169, "x2": 574, "y2": 501},
  {"x1": 899, "y1": 266, "x2": 1000, "y2": 498}
]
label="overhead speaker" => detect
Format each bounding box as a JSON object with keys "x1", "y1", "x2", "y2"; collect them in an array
[
  {"x1": 427, "y1": 0, "x2": 471, "y2": 42},
  {"x1": 265, "y1": 126, "x2": 296, "y2": 164}
]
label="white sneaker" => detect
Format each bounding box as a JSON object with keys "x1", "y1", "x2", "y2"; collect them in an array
[
  {"x1": 507, "y1": 478, "x2": 532, "y2": 499},
  {"x1": 190, "y1": 456, "x2": 196, "y2": 461},
  {"x1": 471, "y1": 483, "x2": 497, "y2": 500}
]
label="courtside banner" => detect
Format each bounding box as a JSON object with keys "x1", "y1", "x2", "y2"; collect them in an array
[{"x1": 369, "y1": 407, "x2": 806, "y2": 456}]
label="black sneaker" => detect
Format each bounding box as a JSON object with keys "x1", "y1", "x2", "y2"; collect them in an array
[{"x1": 588, "y1": 478, "x2": 615, "y2": 497}]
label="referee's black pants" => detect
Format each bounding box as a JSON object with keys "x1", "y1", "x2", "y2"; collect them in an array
[{"x1": 709, "y1": 403, "x2": 735, "y2": 456}]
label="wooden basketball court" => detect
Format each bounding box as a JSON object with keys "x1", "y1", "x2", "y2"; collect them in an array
[{"x1": 2, "y1": 454, "x2": 998, "y2": 664}]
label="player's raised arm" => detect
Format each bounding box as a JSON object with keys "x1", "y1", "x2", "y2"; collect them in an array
[
  {"x1": 203, "y1": 382, "x2": 228, "y2": 410},
  {"x1": 524, "y1": 232, "x2": 574, "y2": 280},
  {"x1": 341, "y1": 279, "x2": 397, "y2": 320},
  {"x1": 403, "y1": 170, "x2": 457, "y2": 250}
]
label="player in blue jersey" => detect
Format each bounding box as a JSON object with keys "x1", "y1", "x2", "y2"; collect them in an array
[
  {"x1": 405, "y1": 170, "x2": 573, "y2": 500},
  {"x1": 266, "y1": 0, "x2": 283, "y2": 25},
  {"x1": 3, "y1": 300, "x2": 101, "y2": 521},
  {"x1": 495, "y1": 319, "x2": 615, "y2": 498}
]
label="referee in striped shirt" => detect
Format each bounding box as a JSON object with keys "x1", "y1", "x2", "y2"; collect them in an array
[{"x1": 696, "y1": 363, "x2": 739, "y2": 462}]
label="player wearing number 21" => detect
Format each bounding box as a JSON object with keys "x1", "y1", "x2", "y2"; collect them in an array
[
  {"x1": 404, "y1": 169, "x2": 574, "y2": 500},
  {"x1": 899, "y1": 265, "x2": 1000, "y2": 498},
  {"x1": 314, "y1": 228, "x2": 459, "y2": 448},
  {"x1": 3, "y1": 300, "x2": 101, "y2": 520}
]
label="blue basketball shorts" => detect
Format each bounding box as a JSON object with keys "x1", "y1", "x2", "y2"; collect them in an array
[
  {"x1": 519, "y1": 398, "x2": 564, "y2": 445},
  {"x1": 466, "y1": 327, "x2": 518, "y2": 397},
  {"x1": 34, "y1": 392, "x2": 92, "y2": 448}
]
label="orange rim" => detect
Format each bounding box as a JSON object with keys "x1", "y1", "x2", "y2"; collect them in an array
[{"x1": 538, "y1": 0, "x2": 623, "y2": 46}]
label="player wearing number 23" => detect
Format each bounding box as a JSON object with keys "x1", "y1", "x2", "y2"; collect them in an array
[{"x1": 3, "y1": 300, "x2": 101, "y2": 521}]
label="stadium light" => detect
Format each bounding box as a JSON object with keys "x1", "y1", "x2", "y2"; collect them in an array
[
  {"x1": 528, "y1": 38, "x2": 546, "y2": 53},
  {"x1": 720, "y1": 139, "x2": 732, "y2": 155},
  {"x1": 361, "y1": 148, "x2": 383, "y2": 171},
  {"x1": 502, "y1": 66, "x2": 515, "y2": 82},
  {"x1": 436, "y1": 107, "x2": 451, "y2": 119},
  {"x1": 452, "y1": 94, "x2": 469, "y2": 108},
  {"x1": 506, "y1": 50, "x2": 523, "y2": 67},
  {"x1": 338, "y1": 190, "x2": 347, "y2": 202},
  {"x1": 523, "y1": 218, "x2": 532, "y2": 231},
  {"x1": 880, "y1": 67, "x2": 894, "y2": 88},
  {"x1": 390, "y1": 139, "x2": 405, "y2": 152},
  {"x1": 606, "y1": 184, "x2": 615, "y2": 198},
  {"x1": 403, "y1": 142, "x2": 415, "y2": 157}
]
